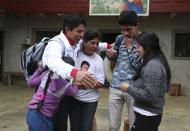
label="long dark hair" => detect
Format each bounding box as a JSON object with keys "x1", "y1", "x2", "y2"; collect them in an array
[{"x1": 134, "y1": 32, "x2": 171, "y2": 84}]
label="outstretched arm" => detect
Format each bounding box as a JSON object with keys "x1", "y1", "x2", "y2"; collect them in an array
[
  {"x1": 43, "y1": 41, "x2": 97, "y2": 89},
  {"x1": 27, "y1": 68, "x2": 45, "y2": 87},
  {"x1": 121, "y1": 61, "x2": 165, "y2": 104},
  {"x1": 106, "y1": 35, "x2": 123, "y2": 61}
]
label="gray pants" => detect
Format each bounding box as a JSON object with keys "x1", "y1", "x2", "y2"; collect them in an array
[{"x1": 108, "y1": 87, "x2": 135, "y2": 131}]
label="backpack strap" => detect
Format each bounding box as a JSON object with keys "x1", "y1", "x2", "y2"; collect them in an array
[
  {"x1": 50, "y1": 37, "x2": 66, "y2": 57},
  {"x1": 114, "y1": 35, "x2": 124, "y2": 53},
  {"x1": 36, "y1": 71, "x2": 52, "y2": 112},
  {"x1": 111, "y1": 35, "x2": 124, "y2": 61}
]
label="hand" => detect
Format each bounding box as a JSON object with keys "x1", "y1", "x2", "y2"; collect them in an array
[
  {"x1": 90, "y1": 80, "x2": 102, "y2": 90},
  {"x1": 38, "y1": 61, "x2": 43, "y2": 67},
  {"x1": 37, "y1": 61, "x2": 43, "y2": 70},
  {"x1": 74, "y1": 70, "x2": 96, "y2": 88},
  {"x1": 120, "y1": 82, "x2": 129, "y2": 92},
  {"x1": 123, "y1": 37, "x2": 132, "y2": 48},
  {"x1": 110, "y1": 42, "x2": 115, "y2": 48},
  {"x1": 106, "y1": 48, "x2": 117, "y2": 59}
]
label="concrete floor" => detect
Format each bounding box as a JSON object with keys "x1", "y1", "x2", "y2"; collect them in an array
[{"x1": 0, "y1": 83, "x2": 190, "y2": 131}]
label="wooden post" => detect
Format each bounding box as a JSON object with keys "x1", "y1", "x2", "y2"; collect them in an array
[
  {"x1": 169, "y1": 83, "x2": 181, "y2": 96},
  {"x1": 123, "y1": 118, "x2": 129, "y2": 131}
]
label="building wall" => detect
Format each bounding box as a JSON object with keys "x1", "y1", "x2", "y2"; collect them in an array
[
  {"x1": 3, "y1": 14, "x2": 64, "y2": 72},
  {"x1": 142, "y1": 13, "x2": 190, "y2": 95},
  {"x1": 1, "y1": 13, "x2": 190, "y2": 95}
]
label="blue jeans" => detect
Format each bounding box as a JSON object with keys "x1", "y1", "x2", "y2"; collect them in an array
[
  {"x1": 26, "y1": 109, "x2": 53, "y2": 131},
  {"x1": 70, "y1": 98, "x2": 98, "y2": 131}
]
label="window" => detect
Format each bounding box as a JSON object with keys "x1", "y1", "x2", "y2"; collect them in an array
[
  {"x1": 172, "y1": 30, "x2": 190, "y2": 59},
  {"x1": 35, "y1": 31, "x2": 59, "y2": 42},
  {"x1": 32, "y1": 28, "x2": 59, "y2": 44},
  {"x1": 101, "y1": 32, "x2": 120, "y2": 43}
]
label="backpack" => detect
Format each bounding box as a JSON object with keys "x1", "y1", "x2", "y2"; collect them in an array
[
  {"x1": 111, "y1": 35, "x2": 124, "y2": 61},
  {"x1": 20, "y1": 37, "x2": 63, "y2": 80},
  {"x1": 114, "y1": 35, "x2": 124, "y2": 52}
]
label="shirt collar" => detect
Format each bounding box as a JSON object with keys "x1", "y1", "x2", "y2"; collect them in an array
[{"x1": 64, "y1": 32, "x2": 75, "y2": 46}]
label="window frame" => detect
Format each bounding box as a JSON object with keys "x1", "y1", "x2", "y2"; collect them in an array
[
  {"x1": 172, "y1": 30, "x2": 190, "y2": 60},
  {"x1": 31, "y1": 28, "x2": 59, "y2": 44}
]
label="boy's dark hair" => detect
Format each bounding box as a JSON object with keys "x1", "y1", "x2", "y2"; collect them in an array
[
  {"x1": 62, "y1": 14, "x2": 86, "y2": 32},
  {"x1": 81, "y1": 61, "x2": 90, "y2": 68},
  {"x1": 62, "y1": 56, "x2": 75, "y2": 66},
  {"x1": 118, "y1": 10, "x2": 140, "y2": 26}
]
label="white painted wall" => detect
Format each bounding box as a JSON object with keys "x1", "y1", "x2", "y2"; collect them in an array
[{"x1": 0, "y1": 13, "x2": 190, "y2": 95}]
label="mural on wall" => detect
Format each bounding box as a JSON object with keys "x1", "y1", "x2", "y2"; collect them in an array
[{"x1": 89, "y1": 0, "x2": 149, "y2": 16}]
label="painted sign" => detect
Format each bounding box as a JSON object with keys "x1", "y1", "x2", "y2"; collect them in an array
[{"x1": 89, "y1": 0, "x2": 149, "y2": 16}]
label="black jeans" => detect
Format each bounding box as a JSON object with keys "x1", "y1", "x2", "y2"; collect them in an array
[
  {"x1": 131, "y1": 111, "x2": 162, "y2": 131},
  {"x1": 54, "y1": 96, "x2": 76, "y2": 131},
  {"x1": 70, "y1": 98, "x2": 98, "y2": 131}
]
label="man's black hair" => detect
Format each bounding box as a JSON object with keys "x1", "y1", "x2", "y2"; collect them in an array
[
  {"x1": 63, "y1": 14, "x2": 86, "y2": 32},
  {"x1": 118, "y1": 10, "x2": 140, "y2": 26}
]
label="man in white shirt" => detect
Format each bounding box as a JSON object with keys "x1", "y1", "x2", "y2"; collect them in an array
[{"x1": 42, "y1": 14, "x2": 109, "y2": 131}]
